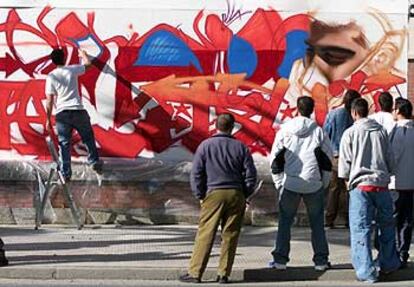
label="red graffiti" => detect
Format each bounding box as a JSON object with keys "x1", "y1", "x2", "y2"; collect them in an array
[{"x1": 0, "y1": 6, "x2": 406, "y2": 159}]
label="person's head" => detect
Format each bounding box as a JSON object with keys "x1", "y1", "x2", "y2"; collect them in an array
[
  {"x1": 297, "y1": 96, "x2": 314, "y2": 118},
  {"x1": 50, "y1": 49, "x2": 65, "y2": 66},
  {"x1": 216, "y1": 113, "x2": 235, "y2": 134},
  {"x1": 394, "y1": 98, "x2": 413, "y2": 120},
  {"x1": 343, "y1": 89, "x2": 361, "y2": 112},
  {"x1": 378, "y1": 92, "x2": 393, "y2": 113},
  {"x1": 351, "y1": 98, "x2": 369, "y2": 120}
]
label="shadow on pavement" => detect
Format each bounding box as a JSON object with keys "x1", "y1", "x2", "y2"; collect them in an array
[
  {"x1": 244, "y1": 266, "x2": 330, "y2": 282},
  {"x1": 7, "y1": 251, "x2": 195, "y2": 266},
  {"x1": 380, "y1": 264, "x2": 414, "y2": 282}
]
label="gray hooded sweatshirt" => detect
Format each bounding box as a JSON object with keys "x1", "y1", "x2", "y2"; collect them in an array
[
  {"x1": 338, "y1": 118, "x2": 394, "y2": 190},
  {"x1": 390, "y1": 119, "x2": 414, "y2": 190},
  {"x1": 269, "y1": 116, "x2": 333, "y2": 193}
]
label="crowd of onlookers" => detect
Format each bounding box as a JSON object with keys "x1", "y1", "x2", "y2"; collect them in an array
[{"x1": 180, "y1": 91, "x2": 413, "y2": 284}]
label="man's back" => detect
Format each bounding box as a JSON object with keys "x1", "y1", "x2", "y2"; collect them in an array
[
  {"x1": 391, "y1": 119, "x2": 414, "y2": 190},
  {"x1": 45, "y1": 65, "x2": 85, "y2": 114},
  {"x1": 323, "y1": 107, "x2": 353, "y2": 156},
  {"x1": 190, "y1": 134, "x2": 256, "y2": 199},
  {"x1": 339, "y1": 118, "x2": 393, "y2": 189},
  {"x1": 272, "y1": 116, "x2": 332, "y2": 193},
  {"x1": 369, "y1": 111, "x2": 395, "y2": 134}
]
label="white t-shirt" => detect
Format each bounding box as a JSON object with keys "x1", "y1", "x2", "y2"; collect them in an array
[
  {"x1": 45, "y1": 65, "x2": 86, "y2": 114},
  {"x1": 368, "y1": 111, "x2": 396, "y2": 134}
]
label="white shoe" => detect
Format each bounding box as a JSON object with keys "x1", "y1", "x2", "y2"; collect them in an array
[
  {"x1": 268, "y1": 261, "x2": 287, "y2": 270},
  {"x1": 314, "y1": 262, "x2": 331, "y2": 271}
]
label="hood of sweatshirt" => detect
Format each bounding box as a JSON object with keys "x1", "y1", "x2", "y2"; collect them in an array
[
  {"x1": 283, "y1": 116, "x2": 318, "y2": 138},
  {"x1": 353, "y1": 118, "x2": 383, "y2": 132},
  {"x1": 397, "y1": 119, "x2": 414, "y2": 128}
]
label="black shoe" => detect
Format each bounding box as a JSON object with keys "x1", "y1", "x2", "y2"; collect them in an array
[
  {"x1": 216, "y1": 275, "x2": 229, "y2": 284},
  {"x1": 179, "y1": 273, "x2": 201, "y2": 283},
  {"x1": 0, "y1": 253, "x2": 8, "y2": 267},
  {"x1": 91, "y1": 160, "x2": 103, "y2": 175},
  {"x1": 400, "y1": 261, "x2": 408, "y2": 269}
]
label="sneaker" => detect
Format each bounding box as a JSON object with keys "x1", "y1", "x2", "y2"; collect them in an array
[
  {"x1": 178, "y1": 273, "x2": 201, "y2": 283},
  {"x1": 91, "y1": 160, "x2": 103, "y2": 174},
  {"x1": 216, "y1": 275, "x2": 229, "y2": 284},
  {"x1": 315, "y1": 262, "x2": 331, "y2": 271},
  {"x1": 357, "y1": 277, "x2": 378, "y2": 284},
  {"x1": 268, "y1": 261, "x2": 287, "y2": 270},
  {"x1": 399, "y1": 260, "x2": 408, "y2": 269}
]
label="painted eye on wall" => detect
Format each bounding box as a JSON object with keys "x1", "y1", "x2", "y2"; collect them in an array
[{"x1": 306, "y1": 42, "x2": 356, "y2": 66}]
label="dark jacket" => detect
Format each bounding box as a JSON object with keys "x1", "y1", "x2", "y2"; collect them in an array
[
  {"x1": 190, "y1": 133, "x2": 257, "y2": 200},
  {"x1": 323, "y1": 107, "x2": 354, "y2": 157}
]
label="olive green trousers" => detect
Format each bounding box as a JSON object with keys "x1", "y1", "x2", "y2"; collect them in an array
[{"x1": 188, "y1": 188, "x2": 246, "y2": 278}]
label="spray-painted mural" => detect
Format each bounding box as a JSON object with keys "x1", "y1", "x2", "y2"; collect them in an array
[{"x1": 0, "y1": 0, "x2": 408, "y2": 161}]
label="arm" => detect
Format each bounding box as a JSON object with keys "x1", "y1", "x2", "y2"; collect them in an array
[
  {"x1": 243, "y1": 147, "x2": 257, "y2": 197},
  {"x1": 190, "y1": 144, "x2": 207, "y2": 200},
  {"x1": 385, "y1": 131, "x2": 396, "y2": 175},
  {"x1": 338, "y1": 130, "x2": 352, "y2": 181},
  {"x1": 45, "y1": 93, "x2": 55, "y2": 134},
  {"x1": 318, "y1": 131, "x2": 334, "y2": 188},
  {"x1": 79, "y1": 50, "x2": 92, "y2": 70},
  {"x1": 269, "y1": 129, "x2": 285, "y2": 189},
  {"x1": 44, "y1": 75, "x2": 55, "y2": 134},
  {"x1": 322, "y1": 112, "x2": 333, "y2": 140}
]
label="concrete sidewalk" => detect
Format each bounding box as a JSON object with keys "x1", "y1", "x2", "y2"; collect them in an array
[{"x1": 0, "y1": 225, "x2": 413, "y2": 283}]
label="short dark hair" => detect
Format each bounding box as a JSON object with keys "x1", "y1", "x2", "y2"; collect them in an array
[
  {"x1": 351, "y1": 98, "x2": 369, "y2": 118},
  {"x1": 394, "y1": 97, "x2": 406, "y2": 111},
  {"x1": 297, "y1": 96, "x2": 314, "y2": 117},
  {"x1": 396, "y1": 98, "x2": 413, "y2": 119},
  {"x1": 216, "y1": 113, "x2": 235, "y2": 133},
  {"x1": 343, "y1": 89, "x2": 361, "y2": 111},
  {"x1": 378, "y1": 92, "x2": 393, "y2": 112},
  {"x1": 50, "y1": 49, "x2": 65, "y2": 66}
]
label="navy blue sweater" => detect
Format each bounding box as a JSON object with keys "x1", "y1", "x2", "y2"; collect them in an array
[{"x1": 190, "y1": 133, "x2": 257, "y2": 199}]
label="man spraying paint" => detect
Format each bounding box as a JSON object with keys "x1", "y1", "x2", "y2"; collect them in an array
[{"x1": 45, "y1": 49, "x2": 103, "y2": 182}]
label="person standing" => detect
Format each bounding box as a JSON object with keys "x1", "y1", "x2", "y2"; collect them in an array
[
  {"x1": 45, "y1": 48, "x2": 102, "y2": 181},
  {"x1": 269, "y1": 96, "x2": 333, "y2": 271},
  {"x1": 369, "y1": 91, "x2": 396, "y2": 134},
  {"x1": 339, "y1": 98, "x2": 400, "y2": 283},
  {"x1": 179, "y1": 113, "x2": 257, "y2": 284},
  {"x1": 323, "y1": 89, "x2": 361, "y2": 228},
  {"x1": 390, "y1": 98, "x2": 414, "y2": 268}
]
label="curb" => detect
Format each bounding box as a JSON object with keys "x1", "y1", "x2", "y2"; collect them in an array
[{"x1": 0, "y1": 267, "x2": 412, "y2": 282}]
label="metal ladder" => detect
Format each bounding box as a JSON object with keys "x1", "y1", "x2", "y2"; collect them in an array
[{"x1": 35, "y1": 137, "x2": 83, "y2": 230}]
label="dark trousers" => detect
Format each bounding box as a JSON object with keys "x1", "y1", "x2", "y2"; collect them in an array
[
  {"x1": 188, "y1": 189, "x2": 245, "y2": 278},
  {"x1": 325, "y1": 157, "x2": 348, "y2": 226},
  {"x1": 56, "y1": 110, "x2": 100, "y2": 178},
  {"x1": 395, "y1": 190, "x2": 414, "y2": 262}
]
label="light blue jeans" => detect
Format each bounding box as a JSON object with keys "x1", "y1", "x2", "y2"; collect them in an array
[
  {"x1": 349, "y1": 188, "x2": 400, "y2": 281},
  {"x1": 272, "y1": 188, "x2": 329, "y2": 265}
]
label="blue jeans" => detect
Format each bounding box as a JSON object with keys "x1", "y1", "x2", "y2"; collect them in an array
[
  {"x1": 349, "y1": 188, "x2": 400, "y2": 281},
  {"x1": 272, "y1": 188, "x2": 329, "y2": 265},
  {"x1": 56, "y1": 110, "x2": 100, "y2": 178}
]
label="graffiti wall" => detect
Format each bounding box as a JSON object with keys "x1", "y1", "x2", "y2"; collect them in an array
[{"x1": 0, "y1": 0, "x2": 408, "y2": 162}]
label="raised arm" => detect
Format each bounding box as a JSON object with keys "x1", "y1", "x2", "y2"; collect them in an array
[{"x1": 79, "y1": 50, "x2": 92, "y2": 70}]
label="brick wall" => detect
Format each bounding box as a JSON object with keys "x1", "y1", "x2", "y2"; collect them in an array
[{"x1": 408, "y1": 61, "x2": 414, "y2": 103}]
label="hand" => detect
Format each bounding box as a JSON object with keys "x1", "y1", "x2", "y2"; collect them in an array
[{"x1": 78, "y1": 49, "x2": 88, "y2": 58}]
